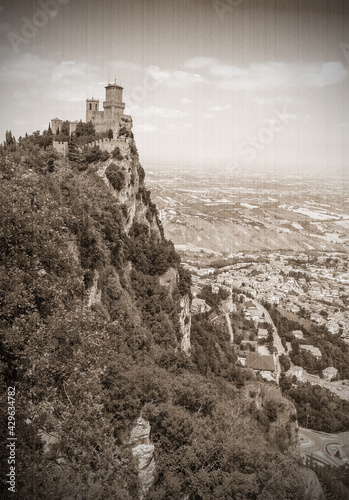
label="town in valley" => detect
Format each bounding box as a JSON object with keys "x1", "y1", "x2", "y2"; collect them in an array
[{"x1": 145, "y1": 162, "x2": 349, "y2": 468}]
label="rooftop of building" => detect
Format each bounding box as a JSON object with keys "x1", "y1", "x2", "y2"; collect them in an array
[{"x1": 246, "y1": 352, "x2": 275, "y2": 372}]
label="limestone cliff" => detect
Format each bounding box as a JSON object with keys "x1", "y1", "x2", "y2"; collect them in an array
[
  {"x1": 159, "y1": 267, "x2": 192, "y2": 353},
  {"x1": 96, "y1": 135, "x2": 161, "y2": 238},
  {"x1": 92, "y1": 136, "x2": 192, "y2": 354},
  {"x1": 179, "y1": 294, "x2": 191, "y2": 354},
  {"x1": 130, "y1": 418, "x2": 155, "y2": 499}
]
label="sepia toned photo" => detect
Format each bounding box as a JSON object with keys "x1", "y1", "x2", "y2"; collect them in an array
[{"x1": 0, "y1": 1, "x2": 348, "y2": 498}]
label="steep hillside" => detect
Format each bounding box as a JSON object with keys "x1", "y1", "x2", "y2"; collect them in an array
[{"x1": 0, "y1": 129, "x2": 323, "y2": 499}]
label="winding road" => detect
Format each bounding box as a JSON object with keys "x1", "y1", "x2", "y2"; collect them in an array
[
  {"x1": 299, "y1": 427, "x2": 349, "y2": 468},
  {"x1": 221, "y1": 294, "x2": 234, "y2": 343}
]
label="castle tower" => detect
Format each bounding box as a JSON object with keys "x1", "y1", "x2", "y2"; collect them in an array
[
  {"x1": 86, "y1": 98, "x2": 100, "y2": 123},
  {"x1": 103, "y1": 79, "x2": 125, "y2": 122},
  {"x1": 51, "y1": 118, "x2": 62, "y2": 135}
]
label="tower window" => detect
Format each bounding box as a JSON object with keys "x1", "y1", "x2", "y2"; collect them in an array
[
  {"x1": 89, "y1": 103, "x2": 92, "y2": 110},
  {"x1": 95, "y1": 104, "x2": 98, "y2": 110}
]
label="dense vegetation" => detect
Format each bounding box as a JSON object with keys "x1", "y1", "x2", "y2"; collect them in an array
[
  {"x1": 307, "y1": 461, "x2": 349, "y2": 500},
  {"x1": 197, "y1": 284, "x2": 229, "y2": 312},
  {"x1": 280, "y1": 379, "x2": 349, "y2": 433},
  {"x1": 0, "y1": 131, "x2": 318, "y2": 499}
]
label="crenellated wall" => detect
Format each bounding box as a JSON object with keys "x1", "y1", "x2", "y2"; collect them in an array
[{"x1": 52, "y1": 141, "x2": 69, "y2": 156}]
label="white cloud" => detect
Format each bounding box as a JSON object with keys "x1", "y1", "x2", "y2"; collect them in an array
[
  {"x1": 211, "y1": 65, "x2": 246, "y2": 77},
  {"x1": 51, "y1": 60, "x2": 97, "y2": 83},
  {"x1": 211, "y1": 104, "x2": 231, "y2": 111},
  {"x1": 146, "y1": 65, "x2": 202, "y2": 87},
  {"x1": 133, "y1": 123, "x2": 159, "y2": 133},
  {"x1": 0, "y1": 53, "x2": 53, "y2": 82},
  {"x1": 190, "y1": 59, "x2": 349, "y2": 91},
  {"x1": 217, "y1": 62, "x2": 290, "y2": 91},
  {"x1": 300, "y1": 62, "x2": 348, "y2": 87},
  {"x1": 202, "y1": 112, "x2": 214, "y2": 119},
  {"x1": 171, "y1": 70, "x2": 202, "y2": 86},
  {"x1": 164, "y1": 122, "x2": 194, "y2": 133},
  {"x1": 250, "y1": 96, "x2": 294, "y2": 105},
  {"x1": 131, "y1": 105, "x2": 189, "y2": 118},
  {"x1": 0, "y1": 55, "x2": 98, "y2": 88},
  {"x1": 180, "y1": 97, "x2": 193, "y2": 104},
  {"x1": 109, "y1": 60, "x2": 143, "y2": 72},
  {"x1": 185, "y1": 57, "x2": 218, "y2": 69}
]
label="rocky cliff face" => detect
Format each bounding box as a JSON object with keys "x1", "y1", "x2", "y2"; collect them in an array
[
  {"x1": 93, "y1": 135, "x2": 191, "y2": 353},
  {"x1": 97, "y1": 137, "x2": 161, "y2": 238},
  {"x1": 130, "y1": 418, "x2": 155, "y2": 499},
  {"x1": 179, "y1": 294, "x2": 191, "y2": 354}
]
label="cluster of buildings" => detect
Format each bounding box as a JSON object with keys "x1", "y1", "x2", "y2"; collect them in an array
[
  {"x1": 51, "y1": 80, "x2": 133, "y2": 156},
  {"x1": 183, "y1": 251, "x2": 349, "y2": 390},
  {"x1": 200, "y1": 252, "x2": 349, "y2": 343}
]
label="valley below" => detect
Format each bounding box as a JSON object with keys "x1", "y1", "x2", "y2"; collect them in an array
[{"x1": 145, "y1": 162, "x2": 349, "y2": 254}]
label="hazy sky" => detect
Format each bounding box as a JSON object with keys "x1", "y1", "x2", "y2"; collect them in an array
[{"x1": 0, "y1": 0, "x2": 348, "y2": 172}]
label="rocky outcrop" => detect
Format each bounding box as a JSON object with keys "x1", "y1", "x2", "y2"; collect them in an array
[
  {"x1": 97, "y1": 136, "x2": 161, "y2": 239},
  {"x1": 130, "y1": 417, "x2": 155, "y2": 500},
  {"x1": 179, "y1": 294, "x2": 191, "y2": 355},
  {"x1": 242, "y1": 382, "x2": 298, "y2": 450},
  {"x1": 159, "y1": 267, "x2": 178, "y2": 294},
  {"x1": 87, "y1": 270, "x2": 102, "y2": 308}
]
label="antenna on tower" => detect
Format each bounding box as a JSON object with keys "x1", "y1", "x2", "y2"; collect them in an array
[{"x1": 108, "y1": 73, "x2": 110, "y2": 84}]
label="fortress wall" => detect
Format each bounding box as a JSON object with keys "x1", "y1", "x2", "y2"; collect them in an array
[
  {"x1": 53, "y1": 136, "x2": 130, "y2": 158},
  {"x1": 52, "y1": 141, "x2": 69, "y2": 157}
]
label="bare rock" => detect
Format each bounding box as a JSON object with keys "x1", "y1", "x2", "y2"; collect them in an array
[
  {"x1": 130, "y1": 417, "x2": 155, "y2": 500},
  {"x1": 179, "y1": 293, "x2": 191, "y2": 355}
]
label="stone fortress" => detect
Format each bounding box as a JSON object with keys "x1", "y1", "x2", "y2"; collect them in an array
[{"x1": 51, "y1": 80, "x2": 133, "y2": 155}]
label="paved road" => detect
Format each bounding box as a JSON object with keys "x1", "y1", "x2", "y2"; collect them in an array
[
  {"x1": 299, "y1": 427, "x2": 349, "y2": 467},
  {"x1": 221, "y1": 295, "x2": 234, "y2": 343},
  {"x1": 224, "y1": 312, "x2": 234, "y2": 343},
  {"x1": 252, "y1": 299, "x2": 285, "y2": 355},
  {"x1": 250, "y1": 298, "x2": 285, "y2": 383}
]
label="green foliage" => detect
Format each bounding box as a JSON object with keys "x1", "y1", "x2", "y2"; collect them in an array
[
  {"x1": 126, "y1": 223, "x2": 179, "y2": 276},
  {"x1": 283, "y1": 382, "x2": 349, "y2": 432},
  {"x1": 190, "y1": 315, "x2": 247, "y2": 382},
  {"x1": 74, "y1": 120, "x2": 96, "y2": 139},
  {"x1": 279, "y1": 354, "x2": 291, "y2": 372},
  {"x1": 308, "y1": 461, "x2": 349, "y2": 500},
  {"x1": 111, "y1": 147, "x2": 124, "y2": 160},
  {"x1": 106, "y1": 162, "x2": 126, "y2": 190},
  {"x1": 197, "y1": 285, "x2": 229, "y2": 312},
  {"x1": 178, "y1": 266, "x2": 192, "y2": 297}
]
